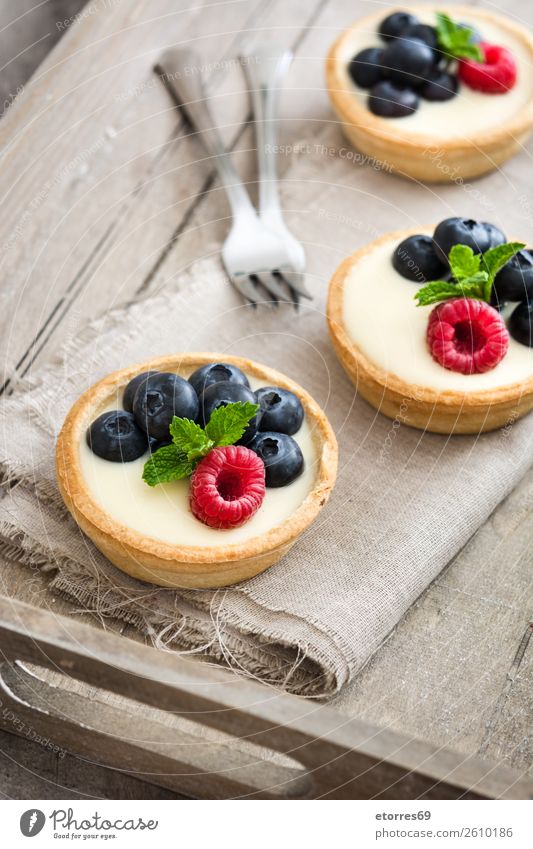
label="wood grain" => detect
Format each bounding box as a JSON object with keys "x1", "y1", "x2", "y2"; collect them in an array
[
  {"x1": 0, "y1": 0, "x2": 87, "y2": 116},
  {"x1": 1, "y1": 597, "x2": 530, "y2": 799},
  {"x1": 333, "y1": 469, "x2": 533, "y2": 777},
  {"x1": 0, "y1": 0, "x2": 324, "y2": 389}
]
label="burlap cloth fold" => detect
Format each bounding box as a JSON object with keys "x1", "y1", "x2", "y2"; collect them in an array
[{"x1": 1, "y1": 259, "x2": 531, "y2": 697}]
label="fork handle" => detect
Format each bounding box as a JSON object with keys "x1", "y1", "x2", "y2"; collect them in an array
[
  {"x1": 158, "y1": 48, "x2": 255, "y2": 220},
  {"x1": 241, "y1": 44, "x2": 293, "y2": 223}
]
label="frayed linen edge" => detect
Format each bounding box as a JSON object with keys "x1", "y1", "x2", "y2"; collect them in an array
[{"x1": 0, "y1": 528, "x2": 345, "y2": 699}]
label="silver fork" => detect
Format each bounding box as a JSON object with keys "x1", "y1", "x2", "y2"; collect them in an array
[
  {"x1": 157, "y1": 47, "x2": 306, "y2": 307},
  {"x1": 241, "y1": 44, "x2": 309, "y2": 298}
]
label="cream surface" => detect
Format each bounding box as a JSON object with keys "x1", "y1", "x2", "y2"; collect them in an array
[
  {"x1": 342, "y1": 233, "x2": 533, "y2": 392},
  {"x1": 79, "y1": 373, "x2": 318, "y2": 547},
  {"x1": 338, "y1": 10, "x2": 533, "y2": 138}
]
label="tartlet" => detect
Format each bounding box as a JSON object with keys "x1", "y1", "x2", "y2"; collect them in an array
[
  {"x1": 327, "y1": 229, "x2": 533, "y2": 434},
  {"x1": 325, "y1": 4, "x2": 533, "y2": 182},
  {"x1": 56, "y1": 353, "x2": 338, "y2": 589}
]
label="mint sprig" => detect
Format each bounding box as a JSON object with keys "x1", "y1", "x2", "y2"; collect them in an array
[
  {"x1": 142, "y1": 400, "x2": 259, "y2": 487},
  {"x1": 435, "y1": 12, "x2": 484, "y2": 62},
  {"x1": 415, "y1": 241, "x2": 525, "y2": 307}
]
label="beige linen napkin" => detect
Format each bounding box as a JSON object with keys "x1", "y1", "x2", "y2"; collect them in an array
[{"x1": 0, "y1": 259, "x2": 531, "y2": 697}]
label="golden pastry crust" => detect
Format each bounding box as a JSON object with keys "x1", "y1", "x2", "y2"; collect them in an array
[
  {"x1": 325, "y1": 4, "x2": 533, "y2": 182},
  {"x1": 327, "y1": 229, "x2": 533, "y2": 434},
  {"x1": 56, "y1": 353, "x2": 338, "y2": 588}
]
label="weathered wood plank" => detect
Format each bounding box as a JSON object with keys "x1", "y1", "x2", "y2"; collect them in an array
[
  {"x1": 4, "y1": 0, "x2": 327, "y2": 383},
  {"x1": 0, "y1": 728, "x2": 183, "y2": 800},
  {"x1": 0, "y1": 0, "x2": 274, "y2": 388},
  {"x1": 478, "y1": 623, "x2": 533, "y2": 773},
  {"x1": 0, "y1": 661, "x2": 311, "y2": 800},
  {"x1": 332, "y1": 469, "x2": 533, "y2": 775},
  {"x1": 0, "y1": 0, "x2": 87, "y2": 115},
  {"x1": 1, "y1": 597, "x2": 530, "y2": 799}
]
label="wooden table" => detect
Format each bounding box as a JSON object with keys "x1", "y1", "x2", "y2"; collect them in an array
[{"x1": 0, "y1": 0, "x2": 531, "y2": 799}]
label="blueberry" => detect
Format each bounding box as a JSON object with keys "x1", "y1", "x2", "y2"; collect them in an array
[
  {"x1": 248, "y1": 432, "x2": 304, "y2": 488},
  {"x1": 420, "y1": 71, "x2": 458, "y2": 101},
  {"x1": 122, "y1": 371, "x2": 158, "y2": 413},
  {"x1": 188, "y1": 362, "x2": 250, "y2": 397},
  {"x1": 381, "y1": 38, "x2": 434, "y2": 86},
  {"x1": 378, "y1": 11, "x2": 419, "y2": 42},
  {"x1": 132, "y1": 372, "x2": 199, "y2": 440},
  {"x1": 255, "y1": 386, "x2": 304, "y2": 435},
  {"x1": 403, "y1": 23, "x2": 438, "y2": 51},
  {"x1": 368, "y1": 80, "x2": 419, "y2": 118},
  {"x1": 348, "y1": 47, "x2": 384, "y2": 88},
  {"x1": 482, "y1": 222, "x2": 507, "y2": 248},
  {"x1": 508, "y1": 301, "x2": 533, "y2": 347},
  {"x1": 86, "y1": 411, "x2": 148, "y2": 462},
  {"x1": 199, "y1": 381, "x2": 261, "y2": 445},
  {"x1": 492, "y1": 250, "x2": 533, "y2": 303},
  {"x1": 433, "y1": 218, "x2": 492, "y2": 264},
  {"x1": 392, "y1": 234, "x2": 448, "y2": 283}
]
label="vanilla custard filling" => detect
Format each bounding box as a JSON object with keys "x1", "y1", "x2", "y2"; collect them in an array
[
  {"x1": 342, "y1": 233, "x2": 533, "y2": 392},
  {"x1": 79, "y1": 372, "x2": 318, "y2": 547},
  {"x1": 338, "y1": 10, "x2": 533, "y2": 138}
]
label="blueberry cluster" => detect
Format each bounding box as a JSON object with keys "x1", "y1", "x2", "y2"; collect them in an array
[
  {"x1": 250, "y1": 387, "x2": 304, "y2": 487},
  {"x1": 348, "y1": 11, "x2": 476, "y2": 117},
  {"x1": 393, "y1": 217, "x2": 533, "y2": 346},
  {"x1": 86, "y1": 362, "x2": 306, "y2": 487},
  {"x1": 87, "y1": 371, "x2": 199, "y2": 464}
]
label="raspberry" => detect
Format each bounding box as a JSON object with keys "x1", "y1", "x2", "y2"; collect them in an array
[
  {"x1": 427, "y1": 298, "x2": 509, "y2": 374},
  {"x1": 190, "y1": 445, "x2": 265, "y2": 529},
  {"x1": 458, "y1": 43, "x2": 517, "y2": 94}
]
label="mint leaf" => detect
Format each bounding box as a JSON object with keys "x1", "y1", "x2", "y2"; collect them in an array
[
  {"x1": 455, "y1": 276, "x2": 489, "y2": 299},
  {"x1": 205, "y1": 401, "x2": 259, "y2": 446},
  {"x1": 479, "y1": 241, "x2": 524, "y2": 301},
  {"x1": 415, "y1": 281, "x2": 463, "y2": 307},
  {"x1": 435, "y1": 11, "x2": 455, "y2": 43},
  {"x1": 449, "y1": 244, "x2": 480, "y2": 281},
  {"x1": 481, "y1": 242, "x2": 525, "y2": 281},
  {"x1": 435, "y1": 12, "x2": 484, "y2": 62},
  {"x1": 414, "y1": 277, "x2": 488, "y2": 307},
  {"x1": 459, "y1": 271, "x2": 490, "y2": 293},
  {"x1": 142, "y1": 443, "x2": 193, "y2": 487},
  {"x1": 169, "y1": 417, "x2": 213, "y2": 461}
]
